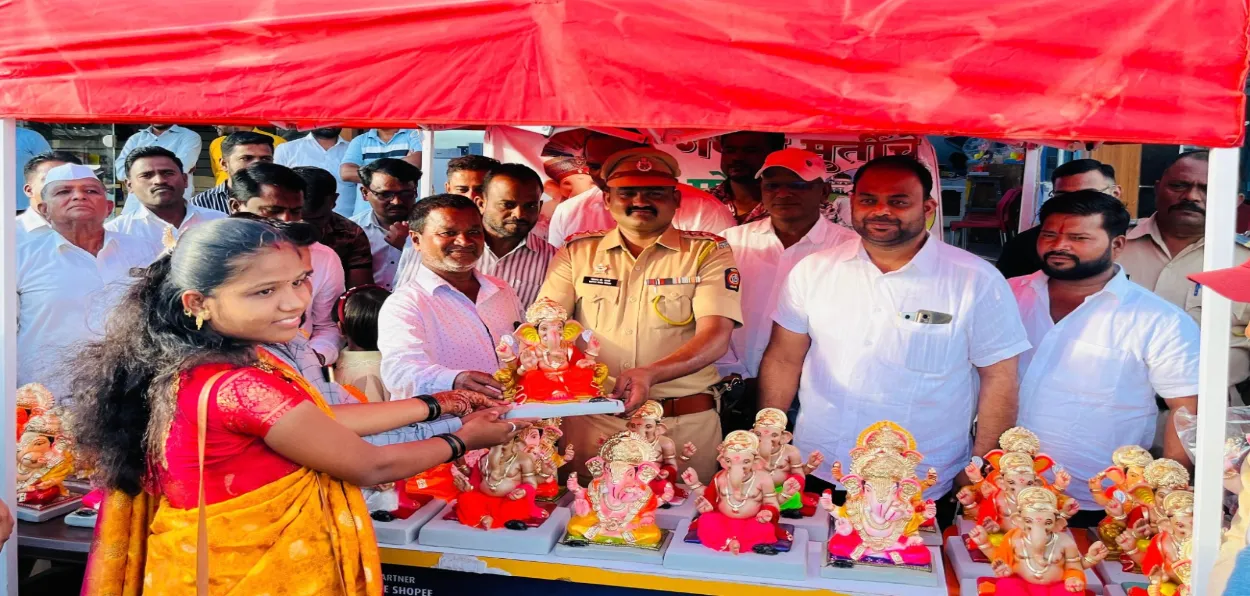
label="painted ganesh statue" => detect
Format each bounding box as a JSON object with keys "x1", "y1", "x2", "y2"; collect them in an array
[
  {"x1": 565, "y1": 431, "x2": 663, "y2": 548},
  {"x1": 494, "y1": 298, "x2": 609, "y2": 404},
  {"x1": 1089, "y1": 446, "x2": 1190, "y2": 570},
  {"x1": 957, "y1": 427, "x2": 1078, "y2": 540},
  {"x1": 16, "y1": 384, "x2": 75, "y2": 506},
  {"x1": 823, "y1": 421, "x2": 936, "y2": 570}
]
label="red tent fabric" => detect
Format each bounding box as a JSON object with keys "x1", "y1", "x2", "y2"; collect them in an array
[{"x1": 0, "y1": 0, "x2": 1247, "y2": 146}]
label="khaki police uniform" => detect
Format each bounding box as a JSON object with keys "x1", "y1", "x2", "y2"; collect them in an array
[{"x1": 537, "y1": 148, "x2": 744, "y2": 481}]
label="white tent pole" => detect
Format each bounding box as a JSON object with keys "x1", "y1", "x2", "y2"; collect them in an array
[
  {"x1": 420, "y1": 129, "x2": 435, "y2": 199},
  {"x1": 1018, "y1": 145, "x2": 1043, "y2": 233},
  {"x1": 1192, "y1": 146, "x2": 1239, "y2": 595},
  {"x1": 0, "y1": 118, "x2": 18, "y2": 596}
]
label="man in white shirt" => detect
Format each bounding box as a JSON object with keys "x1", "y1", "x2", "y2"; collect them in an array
[
  {"x1": 393, "y1": 163, "x2": 558, "y2": 304},
  {"x1": 114, "y1": 124, "x2": 202, "y2": 203},
  {"x1": 546, "y1": 135, "x2": 736, "y2": 247},
  {"x1": 106, "y1": 146, "x2": 225, "y2": 259},
  {"x1": 759, "y1": 155, "x2": 1030, "y2": 516},
  {"x1": 378, "y1": 194, "x2": 523, "y2": 399},
  {"x1": 350, "y1": 158, "x2": 420, "y2": 291},
  {"x1": 1009, "y1": 190, "x2": 1199, "y2": 525},
  {"x1": 18, "y1": 164, "x2": 159, "y2": 399},
  {"x1": 392, "y1": 156, "x2": 501, "y2": 286},
  {"x1": 716, "y1": 149, "x2": 855, "y2": 431},
  {"x1": 228, "y1": 162, "x2": 344, "y2": 366},
  {"x1": 17, "y1": 151, "x2": 81, "y2": 240},
  {"x1": 274, "y1": 128, "x2": 356, "y2": 217},
  {"x1": 340, "y1": 128, "x2": 423, "y2": 217}
]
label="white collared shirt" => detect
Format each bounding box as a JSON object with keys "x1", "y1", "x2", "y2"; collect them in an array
[
  {"x1": 378, "y1": 265, "x2": 523, "y2": 398},
  {"x1": 16, "y1": 209, "x2": 49, "y2": 245},
  {"x1": 1011, "y1": 269, "x2": 1199, "y2": 509},
  {"x1": 718, "y1": 217, "x2": 856, "y2": 378},
  {"x1": 274, "y1": 134, "x2": 357, "y2": 217},
  {"x1": 773, "y1": 235, "x2": 1030, "y2": 497},
  {"x1": 392, "y1": 232, "x2": 557, "y2": 307},
  {"x1": 304, "y1": 242, "x2": 345, "y2": 366},
  {"x1": 104, "y1": 202, "x2": 225, "y2": 261},
  {"x1": 546, "y1": 185, "x2": 737, "y2": 248},
  {"x1": 115, "y1": 125, "x2": 203, "y2": 208},
  {"x1": 17, "y1": 230, "x2": 160, "y2": 399},
  {"x1": 349, "y1": 210, "x2": 402, "y2": 291}
]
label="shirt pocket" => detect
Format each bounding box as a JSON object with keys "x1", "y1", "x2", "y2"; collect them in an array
[
  {"x1": 888, "y1": 318, "x2": 956, "y2": 375},
  {"x1": 649, "y1": 286, "x2": 696, "y2": 329},
  {"x1": 578, "y1": 284, "x2": 620, "y2": 330},
  {"x1": 1049, "y1": 340, "x2": 1126, "y2": 396}
]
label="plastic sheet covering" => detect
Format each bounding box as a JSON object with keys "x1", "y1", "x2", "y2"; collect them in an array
[
  {"x1": 1175, "y1": 406, "x2": 1247, "y2": 513},
  {"x1": 0, "y1": 1, "x2": 1247, "y2": 145}
]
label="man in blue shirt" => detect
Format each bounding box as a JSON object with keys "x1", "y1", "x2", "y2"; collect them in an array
[
  {"x1": 340, "y1": 129, "x2": 422, "y2": 217},
  {"x1": 14, "y1": 127, "x2": 52, "y2": 212}
]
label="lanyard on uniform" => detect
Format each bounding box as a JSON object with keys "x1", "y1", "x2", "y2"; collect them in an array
[{"x1": 642, "y1": 241, "x2": 717, "y2": 326}]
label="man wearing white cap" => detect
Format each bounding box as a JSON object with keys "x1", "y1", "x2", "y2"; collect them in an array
[
  {"x1": 716, "y1": 149, "x2": 855, "y2": 430},
  {"x1": 16, "y1": 164, "x2": 160, "y2": 400},
  {"x1": 16, "y1": 151, "x2": 82, "y2": 242}
]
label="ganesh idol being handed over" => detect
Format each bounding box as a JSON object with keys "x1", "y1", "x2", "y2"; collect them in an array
[
  {"x1": 752, "y1": 408, "x2": 823, "y2": 519},
  {"x1": 626, "y1": 400, "x2": 694, "y2": 506},
  {"x1": 564, "y1": 431, "x2": 663, "y2": 549},
  {"x1": 681, "y1": 430, "x2": 799, "y2": 555},
  {"x1": 968, "y1": 487, "x2": 1109, "y2": 596},
  {"x1": 495, "y1": 297, "x2": 610, "y2": 404},
  {"x1": 823, "y1": 421, "x2": 936, "y2": 571},
  {"x1": 451, "y1": 434, "x2": 548, "y2": 530}
]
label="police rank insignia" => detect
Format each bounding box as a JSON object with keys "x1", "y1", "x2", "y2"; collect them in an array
[{"x1": 724, "y1": 267, "x2": 741, "y2": 292}]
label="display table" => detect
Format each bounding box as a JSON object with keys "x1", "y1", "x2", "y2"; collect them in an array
[{"x1": 18, "y1": 515, "x2": 93, "y2": 563}]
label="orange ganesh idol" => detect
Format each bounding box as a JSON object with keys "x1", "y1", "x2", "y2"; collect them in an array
[
  {"x1": 451, "y1": 434, "x2": 548, "y2": 530},
  {"x1": 494, "y1": 297, "x2": 609, "y2": 404}
]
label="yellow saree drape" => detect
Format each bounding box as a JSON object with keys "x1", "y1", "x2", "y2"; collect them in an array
[{"x1": 82, "y1": 351, "x2": 382, "y2": 596}]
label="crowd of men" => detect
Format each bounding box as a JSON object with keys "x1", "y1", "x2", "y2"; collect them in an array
[{"x1": 12, "y1": 123, "x2": 1235, "y2": 525}]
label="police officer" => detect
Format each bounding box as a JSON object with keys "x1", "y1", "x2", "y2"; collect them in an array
[{"x1": 537, "y1": 147, "x2": 743, "y2": 481}]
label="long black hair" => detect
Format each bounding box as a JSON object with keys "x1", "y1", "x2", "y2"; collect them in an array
[{"x1": 69, "y1": 217, "x2": 314, "y2": 495}]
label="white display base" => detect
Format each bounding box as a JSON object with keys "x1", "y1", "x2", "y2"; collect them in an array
[
  {"x1": 783, "y1": 511, "x2": 830, "y2": 542},
  {"x1": 917, "y1": 521, "x2": 942, "y2": 546},
  {"x1": 554, "y1": 529, "x2": 672, "y2": 564},
  {"x1": 372, "y1": 498, "x2": 445, "y2": 545},
  {"x1": 820, "y1": 545, "x2": 941, "y2": 587},
  {"x1": 16, "y1": 497, "x2": 83, "y2": 522},
  {"x1": 1094, "y1": 559, "x2": 1146, "y2": 588},
  {"x1": 655, "y1": 492, "x2": 696, "y2": 530},
  {"x1": 662, "y1": 519, "x2": 809, "y2": 581},
  {"x1": 63, "y1": 508, "x2": 98, "y2": 528},
  {"x1": 503, "y1": 399, "x2": 624, "y2": 420},
  {"x1": 945, "y1": 537, "x2": 1104, "y2": 593},
  {"x1": 962, "y1": 576, "x2": 1107, "y2": 595},
  {"x1": 1104, "y1": 586, "x2": 1127, "y2": 596},
  {"x1": 417, "y1": 502, "x2": 569, "y2": 555}
]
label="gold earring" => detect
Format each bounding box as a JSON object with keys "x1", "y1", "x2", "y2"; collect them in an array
[{"x1": 195, "y1": 311, "x2": 205, "y2": 331}]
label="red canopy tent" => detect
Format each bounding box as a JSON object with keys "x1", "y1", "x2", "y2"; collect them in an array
[
  {"x1": 0, "y1": 1, "x2": 1248, "y2": 594},
  {"x1": 0, "y1": 0, "x2": 1247, "y2": 145}
]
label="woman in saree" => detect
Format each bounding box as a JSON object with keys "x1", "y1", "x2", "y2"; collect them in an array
[{"x1": 71, "y1": 217, "x2": 525, "y2": 595}]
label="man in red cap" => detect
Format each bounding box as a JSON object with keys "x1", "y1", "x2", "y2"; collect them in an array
[{"x1": 716, "y1": 148, "x2": 855, "y2": 431}]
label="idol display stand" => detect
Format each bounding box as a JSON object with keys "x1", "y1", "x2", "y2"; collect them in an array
[
  {"x1": 372, "y1": 498, "x2": 445, "y2": 545},
  {"x1": 945, "y1": 536, "x2": 1105, "y2": 594},
  {"x1": 820, "y1": 545, "x2": 943, "y2": 587},
  {"x1": 1094, "y1": 558, "x2": 1147, "y2": 590},
  {"x1": 553, "y1": 529, "x2": 674, "y2": 565},
  {"x1": 662, "y1": 519, "x2": 809, "y2": 581},
  {"x1": 654, "y1": 488, "x2": 695, "y2": 531},
  {"x1": 784, "y1": 509, "x2": 831, "y2": 542},
  {"x1": 503, "y1": 398, "x2": 624, "y2": 420},
  {"x1": 417, "y1": 501, "x2": 570, "y2": 555},
  {"x1": 16, "y1": 493, "x2": 83, "y2": 523}
]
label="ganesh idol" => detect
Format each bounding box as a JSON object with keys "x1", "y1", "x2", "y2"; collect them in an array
[
  {"x1": 1091, "y1": 449, "x2": 1189, "y2": 568},
  {"x1": 17, "y1": 407, "x2": 75, "y2": 506},
  {"x1": 823, "y1": 421, "x2": 936, "y2": 569},
  {"x1": 752, "y1": 408, "x2": 822, "y2": 518},
  {"x1": 16, "y1": 383, "x2": 54, "y2": 442},
  {"x1": 494, "y1": 297, "x2": 609, "y2": 403},
  {"x1": 626, "y1": 400, "x2": 694, "y2": 505},
  {"x1": 564, "y1": 431, "x2": 663, "y2": 548},
  {"x1": 968, "y1": 487, "x2": 1109, "y2": 596},
  {"x1": 451, "y1": 433, "x2": 547, "y2": 530},
  {"x1": 956, "y1": 427, "x2": 1078, "y2": 539},
  {"x1": 523, "y1": 418, "x2": 574, "y2": 501},
  {"x1": 681, "y1": 430, "x2": 799, "y2": 555},
  {"x1": 1117, "y1": 490, "x2": 1194, "y2": 596}
]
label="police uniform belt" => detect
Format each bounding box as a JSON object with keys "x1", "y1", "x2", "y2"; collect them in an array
[{"x1": 660, "y1": 393, "x2": 716, "y2": 417}]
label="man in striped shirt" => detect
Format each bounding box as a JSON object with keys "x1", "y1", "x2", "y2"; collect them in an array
[
  {"x1": 392, "y1": 163, "x2": 557, "y2": 307},
  {"x1": 190, "y1": 131, "x2": 275, "y2": 212}
]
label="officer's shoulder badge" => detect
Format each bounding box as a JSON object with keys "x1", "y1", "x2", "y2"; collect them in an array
[{"x1": 564, "y1": 229, "x2": 610, "y2": 245}]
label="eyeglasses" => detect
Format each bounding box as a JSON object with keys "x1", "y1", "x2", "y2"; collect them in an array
[
  {"x1": 762, "y1": 180, "x2": 821, "y2": 193},
  {"x1": 1048, "y1": 185, "x2": 1116, "y2": 199},
  {"x1": 366, "y1": 188, "x2": 417, "y2": 202}
]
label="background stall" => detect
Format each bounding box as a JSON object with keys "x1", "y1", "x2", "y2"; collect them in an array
[{"x1": 1, "y1": 0, "x2": 1248, "y2": 593}]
